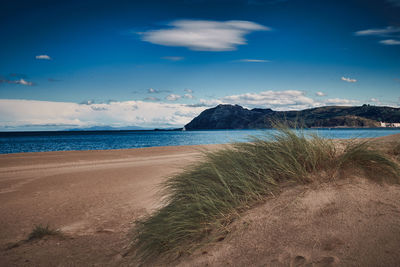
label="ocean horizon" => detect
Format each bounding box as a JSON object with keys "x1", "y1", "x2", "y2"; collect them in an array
[{"x1": 1, "y1": 128, "x2": 400, "y2": 154}]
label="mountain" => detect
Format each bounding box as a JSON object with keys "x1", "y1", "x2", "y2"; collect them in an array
[{"x1": 184, "y1": 104, "x2": 400, "y2": 130}]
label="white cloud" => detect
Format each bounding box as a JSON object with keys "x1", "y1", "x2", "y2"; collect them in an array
[
  {"x1": 166, "y1": 94, "x2": 181, "y2": 101},
  {"x1": 17, "y1": 79, "x2": 33, "y2": 86},
  {"x1": 161, "y1": 56, "x2": 184, "y2": 61},
  {"x1": 316, "y1": 91, "x2": 326, "y2": 96},
  {"x1": 184, "y1": 88, "x2": 193, "y2": 93},
  {"x1": 379, "y1": 39, "x2": 400, "y2": 45},
  {"x1": 187, "y1": 98, "x2": 224, "y2": 107},
  {"x1": 368, "y1": 98, "x2": 382, "y2": 105},
  {"x1": 341, "y1": 77, "x2": 357, "y2": 83},
  {"x1": 206, "y1": 90, "x2": 359, "y2": 110},
  {"x1": 221, "y1": 90, "x2": 318, "y2": 110},
  {"x1": 184, "y1": 94, "x2": 194, "y2": 99},
  {"x1": 236, "y1": 59, "x2": 270, "y2": 62},
  {"x1": 324, "y1": 98, "x2": 359, "y2": 105},
  {"x1": 0, "y1": 91, "x2": 364, "y2": 130},
  {"x1": 354, "y1": 26, "x2": 400, "y2": 36},
  {"x1": 0, "y1": 78, "x2": 34, "y2": 86},
  {"x1": 0, "y1": 99, "x2": 206, "y2": 130},
  {"x1": 35, "y1": 55, "x2": 52, "y2": 60},
  {"x1": 148, "y1": 87, "x2": 170, "y2": 93},
  {"x1": 140, "y1": 20, "x2": 270, "y2": 51}
]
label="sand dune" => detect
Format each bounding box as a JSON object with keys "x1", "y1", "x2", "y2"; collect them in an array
[{"x1": 176, "y1": 179, "x2": 400, "y2": 266}]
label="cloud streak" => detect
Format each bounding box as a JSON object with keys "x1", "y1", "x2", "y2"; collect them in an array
[
  {"x1": 380, "y1": 39, "x2": 400, "y2": 45},
  {"x1": 35, "y1": 55, "x2": 52, "y2": 60},
  {"x1": 355, "y1": 26, "x2": 400, "y2": 46},
  {"x1": 0, "y1": 78, "x2": 34, "y2": 86},
  {"x1": 148, "y1": 88, "x2": 171, "y2": 93},
  {"x1": 236, "y1": 59, "x2": 270, "y2": 62},
  {"x1": 355, "y1": 26, "x2": 400, "y2": 36},
  {"x1": 140, "y1": 20, "x2": 270, "y2": 51},
  {"x1": 166, "y1": 94, "x2": 181, "y2": 101},
  {"x1": 161, "y1": 56, "x2": 184, "y2": 61},
  {"x1": 341, "y1": 77, "x2": 357, "y2": 83}
]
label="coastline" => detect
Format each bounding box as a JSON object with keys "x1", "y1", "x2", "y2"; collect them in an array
[{"x1": 1, "y1": 135, "x2": 399, "y2": 265}]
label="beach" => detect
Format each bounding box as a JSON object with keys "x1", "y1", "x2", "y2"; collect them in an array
[
  {"x1": 1, "y1": 137, "x2": 400, "y2": 266},
  {"x1": 0, "y1": 145, "x2": 220, "y2": 266}
]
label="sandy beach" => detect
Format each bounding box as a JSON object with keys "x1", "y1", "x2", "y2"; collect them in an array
[
  {"x1": 1, "y1": 136, "x2": 400, "y2": 266},
  {"x1": 0, "y1": 145, "x2": 220, "y2": 266}
]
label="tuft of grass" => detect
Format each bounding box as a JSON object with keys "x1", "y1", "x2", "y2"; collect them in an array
[
  {"x1": 337, "y1": 141, "x2": 400, "y2": 183},
  {"x1": 132, "y1": 128, "x2": 400, "y2": 263},
  {"x1": 28, "y1": 224, "x2": 60, "y2": 241}
]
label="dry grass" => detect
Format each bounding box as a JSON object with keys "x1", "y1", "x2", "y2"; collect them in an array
[
  {"x1": 132, "y1": 128, "x2": 400, "y2": 263},
  {"x1": 28, "y1": 224, "x2": 61, "y2": 241}
]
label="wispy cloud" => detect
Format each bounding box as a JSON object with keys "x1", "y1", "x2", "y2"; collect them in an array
[
  {"x1": 140, "y1": 20, "x2": 270, "y2": 51},
  {"x1": 166, "y1": 94, "x2": 181, "y2": 101},
  {"x1": 0, "y1": 78, "x2": 34, "y2": 86},
  {"x1": 341, "y1": 77, "x2": 357, "y2": 83},
  {"x1": 184, "y1": 88, "x2": 193, "y2": 93},
  {"x1": 35, "y1": 54, "x2": 52, "y2": 60},
  {"x1": 355, "y1": 26, "x2": 400, "y2": 46},
  {"x1": 368, "y1": 98, "x2": 381, "y2": 104},
  {"x1": 379, "y1": 39, "x2": 400, "y2": 45},
  {"x1": 161, "y1": 56, "x2": 184, "y2": 61},
  {"x1": 324, "y1": 98, "x2": 359, "y2": 105},
  {"x1": 354, "y1": 26, "x2": 400, "y2": 36},
  {"x1": 148, "y1": 88, "x2": 171, "y2": 93},
  {"x1": 236, "y1": 59, "x2": 270, "y2": 62},
  {"x1": 184, "y1": 94, "x2": 194, "y2": 99},
  {"x1": 316, "y1": 91, "x2": 326, "y2": 96}
]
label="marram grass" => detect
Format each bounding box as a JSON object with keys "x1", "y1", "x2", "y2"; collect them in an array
[{"x1": 132, "y1": 128, "x2": 400, "y2": 263}]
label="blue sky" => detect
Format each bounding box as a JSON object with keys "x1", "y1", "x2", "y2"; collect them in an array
[{"x1": 0, "y1": 0, "x2": 399, "y2": 130}]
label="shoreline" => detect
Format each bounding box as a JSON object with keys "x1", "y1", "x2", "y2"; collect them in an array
[{"x1": 2, "y1": 129, "x2": 400, "y2": 156}]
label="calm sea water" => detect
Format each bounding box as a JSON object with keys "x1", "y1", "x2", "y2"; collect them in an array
[{"x1": 1, "y1": 128, "x2": 400, "y2": 154}]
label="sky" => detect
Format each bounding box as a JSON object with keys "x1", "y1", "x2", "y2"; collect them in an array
[{"x1": 0, "y1": 0, "x2": 399, "y2": 130}]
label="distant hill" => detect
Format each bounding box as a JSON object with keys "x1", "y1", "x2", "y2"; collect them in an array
[
  {"x1": 66, "y1": 126, "x2": 151, "y2": 131},
  {"x1": 184, "y1": 104, "x2": 400, "y2": 130}
]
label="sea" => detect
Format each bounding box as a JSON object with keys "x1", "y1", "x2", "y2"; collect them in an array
[{"x1": 1, "y1": 128, "x2": 400, "y2": 154}]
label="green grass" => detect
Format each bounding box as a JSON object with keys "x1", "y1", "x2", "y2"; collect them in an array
[
  {"x1": 132, "y1": 128, "x2": 400, "y2": 263},
  {"x1": 28, "y1": 224, "x2": 60, "y2": 241}
]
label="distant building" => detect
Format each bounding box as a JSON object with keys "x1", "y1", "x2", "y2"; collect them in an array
[{"x1": 380, "y1": 122, "x2": 400, "y2": 127}]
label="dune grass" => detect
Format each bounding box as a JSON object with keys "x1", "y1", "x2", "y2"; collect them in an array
[
  {"x1": 132, "y1": 128, "x2": 400, "y2": 263},
  {"x1": 28, "y1": 224, "x2": 60, "y2": 241}
]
